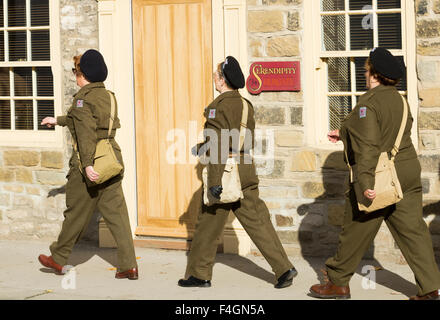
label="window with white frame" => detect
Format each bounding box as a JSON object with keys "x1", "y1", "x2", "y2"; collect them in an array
[
  {"x1": 320, "y1": 0, "x2": 408, "y2": 131},
  {"x1": 0, "y1": 0, "x2": 54, "y2": 132}
]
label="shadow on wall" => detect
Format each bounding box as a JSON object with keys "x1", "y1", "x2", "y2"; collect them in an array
[
  {"x1": 178, "y1": 161, "x2": 274, "y2": 285},
  {"x1": 297, "y1": 151, "x2": 416, "y2": 297},
  {"x1": 422, "y1": 159, "x2": 440, "y2": 264}
]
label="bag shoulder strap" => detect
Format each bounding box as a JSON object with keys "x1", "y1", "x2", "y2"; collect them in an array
[
  {"x1": 390, "y1": 95, "x2": 408, "y2": 161},
  {"x1": 107, "y1": 91, "x2": 116, "y2": 139},
  {"x1": 239, "y1": 98, "x2": 249, "y2": 151}
]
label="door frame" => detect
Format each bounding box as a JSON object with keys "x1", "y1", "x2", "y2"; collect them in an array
[{"x1": 98, "y1": 0, "x2": 251, "y2": 255}]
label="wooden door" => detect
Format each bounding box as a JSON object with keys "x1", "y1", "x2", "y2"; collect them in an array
[{"x1": 132, "y1": 0, "x2": 212, "y2": 238}]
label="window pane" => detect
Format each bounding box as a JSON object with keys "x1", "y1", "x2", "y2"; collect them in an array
[
  {"x1": 354, "y1": 57, "x2": 368, "y2": 92},
  {"x1": 36, "y1": 67, "x2": 53, "y2": 96},
  {"x1": 322, "y1": 15, "x2": 346, "y2": 51},
  {"x1": 349, "y1": 0, "x2": 371, "y2": 10},
  {"x1": 378, "y1": 13, "x2": 402, "y2": 49},
  {"x1": 0, "y1": 68, "x2": 10, "y2": 96},
  {"x1": 321, "y1": 0, "x2": 344, "y2": 11},
  {"x1": 378, "y1": 0, "x2": 401, "y2": 9},
  {"x1": 0, "y1": 32, "x2": 4, "y2": 62},
  {"x1": 14, "y1": 67, "x2": 32, "y2": 96},
  {"x1": 9, "y1": 31, "x2": 27, "y2": 61},
  {"x1": 31, "y1": 0, "x2": 49, "y2": 26},
  {"x1": 15, "y1": 100, "x2": 33, "y2": 130},
  {"x1": 8, "y1": 0, "x2": 26, "y2": 27},
  {"x1": 350, "y1": 14, "x2": 373, "y2": 50},
  {"x1": 31, "y1": 30, "x2": 50, "y2": 61},
  {"x1": 0, "y1": 1, "x2": 4, "y2": 28},
  {"x1": 395, "y1": 56, "x2": 407, "y2": 91},
  {"x1": 328, "y1": 57, "x2": 351, "y2": 92},
  {"x1": 329, "y1": 96, "x2": 352, "y2": 130},
  {"x1": 0, "y1": 100, "x2": 11, "y2": 129},
  {"x1": 37, "y1": 100, "x2": 54, "y2": 131}
]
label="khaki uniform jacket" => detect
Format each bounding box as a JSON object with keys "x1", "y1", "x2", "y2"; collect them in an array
[
  {"x1": 198, "y1": 90, "x2": 255, "y2": 189},
  {"x1": 340, "y1": 84, "x2": 417, "y2": 193},
  {"x1": 57, "y1": 82, "x2": 124, "y2": 172}
]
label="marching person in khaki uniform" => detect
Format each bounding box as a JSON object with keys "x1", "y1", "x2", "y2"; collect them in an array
[
  {"x1": 178, "y1": 56, "x2": 297, "y2": 289},
  {"x1": 310, "y1": 48, "x2": 440, "y2": 300},
  {"x1": 38, "y1": 49, "x2": 138, "y2": 280}
]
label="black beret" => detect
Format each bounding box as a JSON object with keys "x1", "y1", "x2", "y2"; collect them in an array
[
  {"x1": 369, "y1": 47, "x2": 404, "y2": 80},
  {"x1": 80, "y1": 49, "x2": 108, "y2": 83},
  {"x1": 222, "y1": 56, "x2": 245, "y2": 89}
]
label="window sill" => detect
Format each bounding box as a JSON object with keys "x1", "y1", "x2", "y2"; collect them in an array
[{"x1": 0, "y1": 127, "x2": 64, "y2": 148}]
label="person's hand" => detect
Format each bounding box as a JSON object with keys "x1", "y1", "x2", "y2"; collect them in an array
[
  {"x1": 209, "y1": 185, "x2": 223, "y2": 199},
  {"x1": 41, "y1": 117, "x2": 57, "y2": 128},
  {"x1": 85, "y1": 166, "x2": 100, "y2": 182},
  {"x1": 327, "y1": 129, "x2": 340, "y2": 143},
  {"x1": 364, "y1": 189, "x2": 376, "y2": 200}
]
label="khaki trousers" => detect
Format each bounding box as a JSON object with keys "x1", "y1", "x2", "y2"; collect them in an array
[
  {"x1": 326, "y1": 159, "x2": 440, "y2": 296},
  {"x1": 50, "y1": 167, "x2": 137, "y2": 272},
  {"x1": 186, "y1": 182, "x2": 293, "y2": 281}
]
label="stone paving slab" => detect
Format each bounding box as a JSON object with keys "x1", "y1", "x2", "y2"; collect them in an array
[{"x1": 0, "y1": 239, "x2": 426, "y2": 300}]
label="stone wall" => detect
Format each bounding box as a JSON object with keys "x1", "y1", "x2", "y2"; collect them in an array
[
  {"x1": 247, "y1": 0, "x2": 440, "y2": 263},
  {"x1": 416, "y1": 0, "x2": 440, "y2": 259},
  {"x1": 0, "y1": 0, "x2": 99, "y2": 240}
]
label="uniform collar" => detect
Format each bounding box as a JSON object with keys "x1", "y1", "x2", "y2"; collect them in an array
[
  {"x1": 367, "y1": 84, "x2": 396, "y2": 94},
  {"x1": 209, "y1": 90, "x2": 241, "y2": 106},
  {"x1": 74, "y1": 82, "x2": 106, "y2": 97}
]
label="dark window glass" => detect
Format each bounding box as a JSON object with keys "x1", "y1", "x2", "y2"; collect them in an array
[
  {"x1": 395, "y1": 56, "x2": 407, "y2": 91},
  {"x1": 36, "y1": 67, "x2": 53, "y2": 96},
  {"x1": 322, "y1": 0, "x2": 345, "y2": 11},
  {"x1": 0, "y1": 68, "x2": 10, "y2": 96},
  {"x1": 14, "y1": 68, "x2": 32, "y2": 96},
  {"x1": 329, "y1": 96, "x2": 352, "y2": 130},
  {"x1": 0, "y1": 100, "x2": 11, "y2": 129},
  {"x1": 9, "y1": 31, "x2": 27, "y2": 61},
  {"x1": 328, "y1": 57, "x2": 351, "y2": 92},
  {"x1": 8, "y1": 0, "x2": 26, "y2": 27},
  {"x1": 378, "y1": 0, "x2": 401, "y2": 9},
  {"x1": 0, "y1": 2, "x2": 4, "y2": 28},
  {"x1": 349, "y1": 0, "x2": 372, "y2": 10},
  {"x1": 322, "y1": 15, "x2": 346, "y2": 51},
  {"x1": 37, "y1": 100, "x2": 54, "y2": 130},
  {"x1": 15, "y1": 100, "x2": 33, "y2": 130},
  {"x1": 31, "y1": 0, "x2": 49, "y2": 26},
  {"x1": 350, "y1": 14, "x2": 374, "y2": 50},
  {"x1": 354, "y1": 57, "x2": 368, "y2": 92},
  {"x1": 378, "y1": 13, "x2": 402, "y2": 49},
  {"x1": 0, "y1": 32, "x2": 4, "y2": 62},
  {"x1": 31, "y1": 30, "x2": 50, "y2": 61}
]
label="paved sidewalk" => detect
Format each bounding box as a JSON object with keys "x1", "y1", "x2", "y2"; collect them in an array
[{"x1": 0, "y1": 239, "x2": 425, "y2": 300}]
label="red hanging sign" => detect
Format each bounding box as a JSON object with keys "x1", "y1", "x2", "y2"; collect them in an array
[{"x1": 246, "y1": 61, "x2": 301, "y2": 95}]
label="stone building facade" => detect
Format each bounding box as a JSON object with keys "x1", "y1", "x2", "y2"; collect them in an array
[
  {"x1": 0, "y1": 0, "x2": 439, "y2": 265},
  {"x1": 247, "y1": 0, "x2": 440, "y2": 263}
]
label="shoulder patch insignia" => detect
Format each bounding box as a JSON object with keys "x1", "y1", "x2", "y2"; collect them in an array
[
  {"x1": 76, "y1": 100, "x2": 84, "y2": 108},
  {"x1": 208, "y1": 109, "x2": 216, "y2": 119},
  {"x1": 359, "y1": 106, "x2": 367, "y2": 118}
]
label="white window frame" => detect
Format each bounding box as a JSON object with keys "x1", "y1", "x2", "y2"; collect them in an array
[
  {"x1": 303, "y1": 0, "x2": 418, "y2": 149},
  {"x1": 0, "y1": 0, "x2": 62, "y2": 148}
]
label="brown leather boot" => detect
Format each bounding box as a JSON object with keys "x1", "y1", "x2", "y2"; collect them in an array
[
  {"x1": 409, "y1": 290, "x2": 439, "y2": 300},
  {"x1": 38, "y1": 254, "x2": 64, "y2": 274},
  {"x1": 309, "y1": 280, "x2": 351, "y2": 299},
  {"x1": 115, "y1": 268, "x2": 139, "y2": 280}
]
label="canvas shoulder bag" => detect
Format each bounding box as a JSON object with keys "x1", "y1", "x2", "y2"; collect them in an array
[
  {"x1": 348, "y1": 95, "x2": 408, "y2": 213},
  {"x1": 74, "y1": 91, "x2": 123, "y2": 185},
  {"x1": 202, "y1": 98, "x2": 248, "y2": 205}
]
